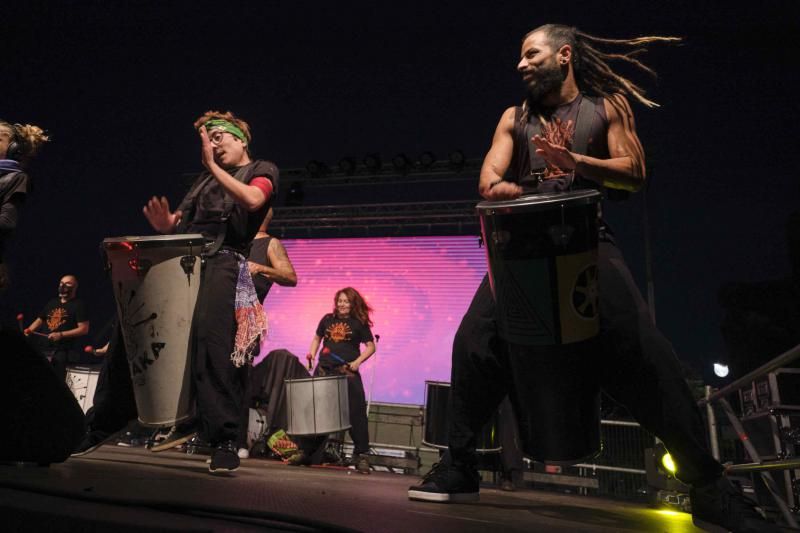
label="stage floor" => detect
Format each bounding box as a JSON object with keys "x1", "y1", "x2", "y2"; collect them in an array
[{"x1": 0, "y1": 445, "x2": 703, "y2": 532}]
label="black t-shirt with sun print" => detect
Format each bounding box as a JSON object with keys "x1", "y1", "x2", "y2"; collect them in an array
[{"x1": 315, "y1": 313, "x2": 374, "y2": 364}]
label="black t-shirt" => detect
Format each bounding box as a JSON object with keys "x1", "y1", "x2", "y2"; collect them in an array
[
  {"x1": 182, "y1": 160, "x2": 279, "y2": 253},
  {"x1": 316, "y1": 313, "x2": 374, "y2": 364},
  {"x1": 37, "y1": 297, "x2": 89, "y2": 350}
]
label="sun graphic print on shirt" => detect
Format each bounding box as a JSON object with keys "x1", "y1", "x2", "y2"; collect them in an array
[
  {"x1": 46, "y1": 307, "x2": 69, "y2": 331},
  {"x1": 326, "y1": 321, "x2": 352, "y2": 343}
]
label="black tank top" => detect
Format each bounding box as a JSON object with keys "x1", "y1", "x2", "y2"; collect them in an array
[
  {"x1": 510, "y1": 93, "x2": 609, "y2": 195},
  {"x1": 247, "y1": 236, "x2": 273, "y2": 301}
]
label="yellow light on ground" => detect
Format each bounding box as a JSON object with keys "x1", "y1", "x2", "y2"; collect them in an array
[
  {"x1": 661, "y1": 452, "x2": 677, "y2": 475},
  {"x1": 654, "y1": 509, "x2": 685, "y2": 517}
]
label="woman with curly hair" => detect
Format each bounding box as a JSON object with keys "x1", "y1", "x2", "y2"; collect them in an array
[
  {"x1": 0, "y1": 120, "x2": 48, "y2": 290},
  {"x1": 301, "y1": 287, "x2": 376, "y2": 473}
]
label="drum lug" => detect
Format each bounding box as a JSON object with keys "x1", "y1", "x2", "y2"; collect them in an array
[{"x1": 180, "y1": 255, "x2": 197, "y2": 284}]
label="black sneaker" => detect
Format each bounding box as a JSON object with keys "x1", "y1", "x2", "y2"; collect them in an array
[
  {"x1": 209, "y1": 441, "x2": 240, "y2": 473},
  {"x1": 71, "y1": 429, "x2": 114, "y2": 457},
  {"x1": 690, "y1": 476, "x2": 781, "y2": 532},
  {"x1": 150, "y1": 423, "x2": 198, "y2": 452},
  {"x1": 408, "y1": 461, "x2": 480, "y2": 503},
  {"x1": 355, "y1": 454, "x2": 371, "y2": 475}
]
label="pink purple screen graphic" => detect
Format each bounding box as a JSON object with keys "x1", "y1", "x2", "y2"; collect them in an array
[{"x1": 256, "y1": 236, "x2": 487, "y2": 405}]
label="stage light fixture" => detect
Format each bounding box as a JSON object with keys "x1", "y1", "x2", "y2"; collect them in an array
[
  {"x1": 338, "y1": 157, "x2": 357, "y2": 176},
  {"x1": 305, "y1": 160, "x2": 328, "y2": 178},
  {"x1": 363, "y1": 153, "x2": 382, "y2": 172},
  {"x1": 448, "y1": 149, "x2": 465, "y2": 169},
  {"x1": 418, "y1": 151, "x2": 436, "y2": 168},
  {"x1": 713, "y1": 363, "x2": 729, "y2": 378},
  {"x1": 661, "y1": 452, "x2": 677, "y2": 475},
  {"x1": 391, "y1": 153, "x2": 411, "y2": 173}
]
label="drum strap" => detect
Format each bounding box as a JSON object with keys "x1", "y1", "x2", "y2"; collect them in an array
[
  {"x1": 525, "y1": 95, "x2": 597, "y2": 184},
  {"x1": 176, "y1": 163, "x2": 257, "y2": 256}
]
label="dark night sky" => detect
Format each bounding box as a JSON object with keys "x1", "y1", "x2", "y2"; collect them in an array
[{"x1": 2, "y1": 1, "x2": 798, "y2": 376}]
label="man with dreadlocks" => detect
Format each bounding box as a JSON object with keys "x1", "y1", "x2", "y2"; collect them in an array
[{"x1": 408, "y1": 25, "x2": 777, "y2": 532}]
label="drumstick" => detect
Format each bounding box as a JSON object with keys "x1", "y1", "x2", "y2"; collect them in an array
[
  {"x1": 16, "y1": 313, "x2": 24, "y2": 332},
  {"x1": 26, "y1": 330, "x2": 50, "y2": 338}
]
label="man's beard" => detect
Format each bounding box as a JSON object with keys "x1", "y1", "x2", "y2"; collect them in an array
[{"x1": 524, "y1": 63, "x2": 564, "y2": 106}]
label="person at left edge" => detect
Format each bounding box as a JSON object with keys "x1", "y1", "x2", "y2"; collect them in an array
[
  {"x1": 73, "y1": 110, "x2": 277, "y2": 475},
  {"x1": 0, "y1": 120, "x2": 49, "y2": 292}
]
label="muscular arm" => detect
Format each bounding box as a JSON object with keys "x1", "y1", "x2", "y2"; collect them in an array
[
  {"x1": 572, "y1": 94, "x2": 646, "y2": 190},
  {"x1": 250, "y1": 239, "x2": 298, "y2": 287},
  {"x1": 478, "y1": 107, "x2": 523, "y2": 201}
]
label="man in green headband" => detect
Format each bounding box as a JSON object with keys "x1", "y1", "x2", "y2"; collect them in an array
[{"x1": 75, "y1": 110, "x2": 280, "y2": 476}]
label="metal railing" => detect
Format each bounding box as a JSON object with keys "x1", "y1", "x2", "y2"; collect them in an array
[{"x1": 700, "y1": 342, "x2": 800, "y2": 528}]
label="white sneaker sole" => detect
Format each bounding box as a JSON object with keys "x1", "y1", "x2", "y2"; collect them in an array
[{"x1": 407, "y1": 489, "x2": 479, "y2": 503}]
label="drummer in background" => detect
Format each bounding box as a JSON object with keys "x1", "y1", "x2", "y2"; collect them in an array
[
  {"x1": 233, "y1": 207, "x2": 298, "y2": 458},
  {"x1": 24, "y1": 274, "x2": 90, "y2": 382},
  {"x1": 295, "y1": 287, "x2": 375, "y2": 474},
  {"x1": 0, "y1": 120, "x2": 49, "y2": 292},
  {"x1": 407, "y1": 24, "x2": 774, "y2": 533},
  {"x1": 247, "y1": 207, "x2": 298, "y2": 301},
  {"x1": 73, "y1": 110, "x2": 277, "y2": 475}
]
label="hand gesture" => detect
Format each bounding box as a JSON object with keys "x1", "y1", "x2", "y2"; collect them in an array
[
  {"x1": 347, "y1": 360, "x2": 360, "y2": 373},
  {"x1": 532, "y1": 134, "x2": 577, "y2": 172},
  {"x1": 198, "y1": 125, "x2": 216, "y2": 170},
  {"x1": 247, "y1": 261, "x2": 261, "y2": 275},
  {"x1": 143, "y1": 196, "x2": 181, "y2": 234}
]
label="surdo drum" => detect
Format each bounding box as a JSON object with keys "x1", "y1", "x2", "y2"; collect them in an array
[
  {"x1": 422, "y1": 380, "x2": 501, "y2": 453},
  {"x1": 477, "y1": 190, "x2": 603, "y2": 464},
  {"x1": 103, "y1": 234, "x2": 205, "y2": 427},
  {"x1": 284, "y1": 375, "x2": 351, "y2": 436}
]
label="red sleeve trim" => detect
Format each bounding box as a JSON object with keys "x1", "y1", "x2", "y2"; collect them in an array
[{"x1": 250, "y1": 176, "x2": 273, "y2": 202}]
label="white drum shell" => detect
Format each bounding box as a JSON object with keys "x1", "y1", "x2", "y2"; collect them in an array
[
  {"x1": 104, "y1": 235, "x2": 204, "y2": 427},
  {"x1": 66, "y1": 365, "x2": 100, "y2": 414},
  {"x1": 285, "y1": 375, "x2": 350, "y2": 436}
]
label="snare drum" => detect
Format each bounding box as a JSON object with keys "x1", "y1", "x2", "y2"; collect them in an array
[
  {"x1": 65, "y1": 365, "x2": 101, "y2": 413},
  {"x1": 422, "y1": 381, "x2": 501, "y2": 453},
  {"x1": 476, "y1": 191, "x2": 603, "y2": 464},
  {"x1": 285, "y1": 375, "x2": 350, "y2": 436},
  {"x1": 103, "y1": 234, "x2": 205, "y2": 427}
]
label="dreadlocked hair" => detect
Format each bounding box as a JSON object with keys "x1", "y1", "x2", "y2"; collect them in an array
[{"x1": 523, "y1": 24, "x2": 681, "y2": 114}]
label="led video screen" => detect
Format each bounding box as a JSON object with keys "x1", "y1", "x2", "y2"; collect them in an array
[{"x1": 257, "y1": 236, "x2": 487, "y2": 405}]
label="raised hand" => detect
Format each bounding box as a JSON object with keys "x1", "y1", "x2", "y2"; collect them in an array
[
  {"x1": 198, "y1": 125, "x2": 216, "y2": 170},
  {"x1": 143, "y1": 196, "x2": 181, "y2": 234}
]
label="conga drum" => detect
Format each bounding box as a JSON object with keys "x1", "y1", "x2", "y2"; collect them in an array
[
  {"x1": 422, "y1": 380, "x2": 501, "y2": 453},
  {"x1": 284, "y1": 375, "x2": 351, "y2": 436},
  {"x1": 102, "y1": 234, "x2": 205, "y2": 427},
  {"x1": 476, "y1": 190, "x2": 602, "y2": 464}
]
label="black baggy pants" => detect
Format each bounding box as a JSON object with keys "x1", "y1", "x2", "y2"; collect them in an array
[
  {"x1": 88, "y1": 253, "x2": 248, "y2": 445},
  {"x1": 448, "y1": 240, "x2": 723, "y2": 485}
]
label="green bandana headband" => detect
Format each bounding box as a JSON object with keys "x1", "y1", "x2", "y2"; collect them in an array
[{"x1": 204, "y1": 119, "x2": 247, "y2": 143}]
